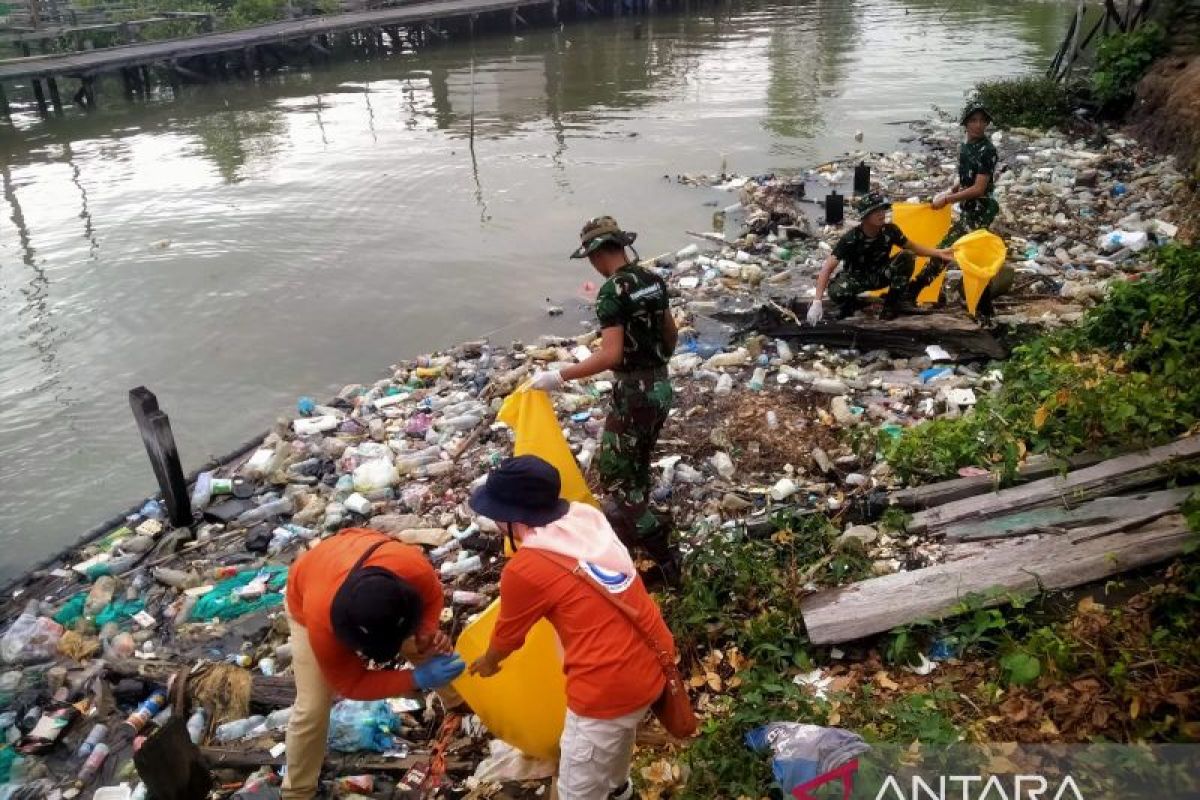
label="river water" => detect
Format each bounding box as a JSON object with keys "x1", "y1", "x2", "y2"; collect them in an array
[{"x1": 0, "y1": 0, "x2": 1069, "y2": 583}]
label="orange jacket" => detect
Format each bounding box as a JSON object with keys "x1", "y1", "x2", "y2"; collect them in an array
[{"x1": 286, "y1": 528, "x2": 443, "y2": 699}]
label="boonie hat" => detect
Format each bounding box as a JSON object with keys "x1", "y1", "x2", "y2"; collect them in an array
[
  {"x1": 570, "y1": 216, "x2": 638, "y2": 259},
  {"x1": 469, "y1": 455, "x2": 570, "y2": 527},
  {"x1": 961, "y1": 100, "x2": 993, "y2": 125},
  {"x1": 855, "y1": 192, "x2": 892, "y2": 217}
]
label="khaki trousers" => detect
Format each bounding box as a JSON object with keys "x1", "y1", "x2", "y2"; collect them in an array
[
  {"x1": 281, "y1": 615, "x2": 460, "y2": 800},
  {"x1": 555, "y1": 706, "x2": 648, "y2": 800}
]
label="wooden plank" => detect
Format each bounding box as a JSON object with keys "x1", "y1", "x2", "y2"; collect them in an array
[
  {"x1": 940, "y1": 486, "x2": 1193, "y2": 541},
  {"x1": 800, "y1": 515, "x2": 1192, "y2": 645},
  {"x1": 129, "y1": 386, "x2": 193, "y2": 528},
  {"x1": 907, "y1": 436, "x2": 1200, "y2": 535},
  {"x1": 890, "y1": 452, "x2": 1104, "y2": 510}
]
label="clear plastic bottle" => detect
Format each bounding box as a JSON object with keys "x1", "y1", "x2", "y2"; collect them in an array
[
  {"x1": 235, "y1": 497, "x2": 295, "y2": 527},
  {"x1": 715, "y1": 373, "x2": 733, "y2": 396},
  {"x1": 186, "y1": 708, "x2": 207, "y2": 744},
  {"x1": 748, "y1": 367, "x2": 767, "y2": 391},
  {"x1": 440, "y1": 555, "x2": 483, "y2": 578},
  {"x1": 77, "y1": 742, "x2": 110, "y2": 784},
  {"x1": 76, "y1": 723, "x2": 108, "y2": 759}
]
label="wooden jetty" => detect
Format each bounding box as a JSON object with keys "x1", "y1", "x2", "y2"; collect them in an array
[{"x1": 0, "y1": 0, "x2": 667, "y2": 119}]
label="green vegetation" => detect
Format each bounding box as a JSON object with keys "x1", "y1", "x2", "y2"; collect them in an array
[
  {"x1": 887, "y1": 244, "x2": 1200, "y2": 484},
  {"x1": 971, "y1": 75, "x2": 1074, "y2": 129},
  {"x1": 1092, "y1": 22, "x2": 1168, "y2": 108}
]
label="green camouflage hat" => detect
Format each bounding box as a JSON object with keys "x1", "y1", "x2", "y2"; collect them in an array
[
  {"x1": 854, "y1": 192, "x2": 891, "y2": 217},
  {"x1": 961, "y1": 100, "x2": 993, "y2": 125},
  {"x1": 570, "y1": 216, "x2": 637, "y2": 259}
]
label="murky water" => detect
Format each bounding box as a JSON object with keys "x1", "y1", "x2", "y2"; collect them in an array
[{"x1": 0, "y1": 0, "x2": 1070, "y2": 582}]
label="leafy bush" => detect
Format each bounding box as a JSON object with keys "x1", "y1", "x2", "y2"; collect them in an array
[
  {"x1": 227, "y1": 0, "x2": 286, "y2": 28},
  {"x1": 971, "y1": 76, "x2": 1073, "y2": 129},
  {"x1": 1092, "y1": 23, "x2": 1168, "y2": 106},
  {"x1": 887, "y1": 245, "x2": 1200, "y2": 483}
]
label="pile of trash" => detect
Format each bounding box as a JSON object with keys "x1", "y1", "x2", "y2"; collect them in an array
[{"x1": 0, "y1": 120, "x2": 1191, "y2": 799}]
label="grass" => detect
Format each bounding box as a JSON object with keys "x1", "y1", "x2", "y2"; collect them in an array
[{"x1": 886, "y1": 245, "x2": 1200, "y2": 485}]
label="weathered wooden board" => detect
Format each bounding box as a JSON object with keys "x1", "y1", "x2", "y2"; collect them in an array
[
  {"x1": 890, "y1": 452, "x2": 1104, "y2": 510},
  {"x1": 800, "y1": 515, "x2": 1192, "y2": 645},
  {"x1": 907, "y1": 437, "x2": 1200, "y2": 535},
  {"x1": 940, "y1": 486, "x2": 1193, "y2": 542}
]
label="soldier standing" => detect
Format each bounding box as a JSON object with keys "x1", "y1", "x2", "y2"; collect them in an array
[
  {"x1": 931, "y1": 100, "x2": 1001, "y2": 316},
  {"x1": 528, "y1": 217, "x2": 679, "y2": 579},
  {"x1": 807, "y1": 193, "x2": 954, "y2": 323}
]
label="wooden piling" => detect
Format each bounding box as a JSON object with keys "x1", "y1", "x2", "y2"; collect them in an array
[
  {"x1": 121, "y1": 68, "x2": 136, "y2": 99},
  {"x1": 47, "y1": 77, "x2": 63, "y2": 116},
  {"x1": 129, "y1": 387, "x2": 194, "y2": 529},
  {"x1": 0, "y1": 82, "x2": 10, "y2": 119},
  {"x1": 31, "y1": 78, "x2": 49, "y2": 118}
]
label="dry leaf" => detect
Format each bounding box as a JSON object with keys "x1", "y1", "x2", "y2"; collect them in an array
[
  {"x1": 1129, "y1": 696, "x2": 1141, "y2": 720},
  {"x1": 706, "y1": 672, "x2": 723, "y2": 692},
  {"x1": 874, "y1": 671, "x2": 899, "y2": 691},
  {"x1": 1077, "y1": 596, "x2": 1104, "y2": 613},
  {"x1": 1039, "y1": 717, "x2": 1060, "y2": 735},
  {"x1": 1033, "y1": 405, "x2": 1050, "y2": 430}
]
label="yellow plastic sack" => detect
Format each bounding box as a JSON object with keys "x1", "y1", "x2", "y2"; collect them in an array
[
  {"x1": 952, "y1": 229, "x2": 1007, "y2": 315},
  {"x1": 892, "y1": 202, "x2": 953, "y2": 304},
  {"x1": 496, "y1": 388, "x2": 598, "y2": 507},
  {"x1": 453, "y1": 387, "x2": 595, "y2": 761},
  {"x1": 863, "y1": 203, "x2": 952, "y2": 303},
  {"x1": 452, "y1": 602, "x2": 567, "y2": 761}
]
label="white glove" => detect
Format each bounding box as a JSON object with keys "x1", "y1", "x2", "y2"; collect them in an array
[
  {"x1": 528, "y1": 370, "x2": 564, "y2": 392},
  {"x1": 806, "y1": 301, "x2": 824, "y2": 326}
]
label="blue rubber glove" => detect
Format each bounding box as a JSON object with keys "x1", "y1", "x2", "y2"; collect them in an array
[{"x1": 413, "y1": 653, "x2": 466, "y2": 691}]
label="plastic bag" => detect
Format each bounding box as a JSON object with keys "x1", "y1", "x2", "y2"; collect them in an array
[
  {"x1": 191, "y1": 566, "x2": 287, "y2": 622},
  {"x1": 472, "y1": 740, "x2": 557, "y2": 782},
  {"x1": 0, "y1": 614, "x2": 63, "y2": 665},
  {"x1": 326, "y1": 701, "x2": 399, "y2": 753},
  {"x1": 745, "y1": 722, "x2": 870, "y2": 794},
  {"x1": 891, "y1": 202, "x2": 953, "y2": 304},
  {"x1": 95, "y1": 599, "x2": 146, "y2": 629},
  {"x1": 951, "y1": 229, "x2": 1007, "y2": 315},
  {"x1": 52, "y1": 594, "x2": 86, "y2": 627},
  {"x1": 496, "y1": 390, "x2": 598, "y2": 507}
]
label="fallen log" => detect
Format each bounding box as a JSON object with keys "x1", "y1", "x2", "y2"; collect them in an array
[
  {"x1": 201, "y1": 746, "x2": 470, "y2": 773},
  {"x1": 940, "y1": 486, "x2": 1193, "y2": 542},
  {"x1": 106, "y1": 660, "x2": 296, "y2": 709},
  {"x1": 890, "y1": 452, "x2": 1104, "y2": 510},
  {"x1": 907, "y1": 436, "x2": 1200, "y2": 535},
  {"x1": 712, "y1": 303, "x2": 1007, "y2": 360},
  {"x1": 799, "y1": 514, "x2": 1192, "y2": 645}
]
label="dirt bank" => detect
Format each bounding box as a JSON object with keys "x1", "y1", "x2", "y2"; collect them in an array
[{"x1": 1131, "y1": 55, "x2": 1200, "y2": 240}]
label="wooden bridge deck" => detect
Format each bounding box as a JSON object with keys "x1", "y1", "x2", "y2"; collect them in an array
[{"x1": 0, "y1": 0, "x2": 552, "y2": 82}]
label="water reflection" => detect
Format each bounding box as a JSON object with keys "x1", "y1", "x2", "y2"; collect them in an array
[{"x1": 0, "y1": 0, "x2": 1072, "y2": 583}]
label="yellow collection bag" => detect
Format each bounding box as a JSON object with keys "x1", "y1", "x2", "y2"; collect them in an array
[
  {"x1": 452, "y1": 388, "x2": 596, "y2": 760},
  {"x1": 496, "y1": 388, "x2": 598, "y2": 507},
  {"x1": 890, "y1": 202, "x2": 953, "y2": 304},
  {"x1": 952, "y1": 229, "x2": 1007, "y2": 315},
  {"x1": 452, "y1": 600, "x2": 567, "y2": 760}
]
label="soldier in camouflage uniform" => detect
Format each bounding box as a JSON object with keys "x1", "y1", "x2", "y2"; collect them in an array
[
  {"x1": 527, "y1": 217, "x2": 680, "y2": 579},
  {"x1": 806, "y1": 193, "x2": 955, "y2": 324},
  {"x1": 931, "y1": 101, "x2": 1001, "y2": 316}
]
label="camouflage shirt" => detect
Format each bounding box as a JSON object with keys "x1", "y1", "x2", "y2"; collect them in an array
[
  {"x1": 595, "y1": 263, "x2": 671, "y2": 372},
  {"x1": 957, "y1": 136, "x2": 998, "y2": 196},
  {"x1": 832, "y1": 223, "x2": 908, "y2": 278}
]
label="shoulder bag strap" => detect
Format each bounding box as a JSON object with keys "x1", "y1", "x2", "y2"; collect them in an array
[{"x1": 528, "y1": 549, "x2": 680, "y2": 682}]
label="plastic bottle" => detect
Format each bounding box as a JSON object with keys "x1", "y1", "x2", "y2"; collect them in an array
[
  {"x1": 715, "y1": 373, "x2": 733, "y2": 396},
  {"x1": 214, "y1": 715, "x2": 266, "y2": 743},
  {"x1": 344, "y1": 493, "x2": 373, "y2": 516},
  {"x1": 77, "y1": 742, "x2": 110, "y2": 784},
  {"x1": 415, "y1": 461, "x2": 456, "y2": 478},
  {"x1": 776, "y1": 339, "x2": 794, "y2": 363},
  {"x1": 262, "y1": 707, "x2": 292, "y2": 731},
  {"x1": 451, "y1": 590, "x2": 488, "y2": 607},
  {"x1": 186, "y1": 708, "x2": 207, "y2": 745},
  {"x1": 710, "y1": 452, "x2": 735, "y2": 480},
  {"x1": 748, "y1": 367, "x2": 767, "y2": 391},
  {"x1": 428, "y1": 539, "x2": 461, "y2": 564},
  {"x1": 394, "y1": 449, "x2": 442, "y2": 475},
  {"x1": 766, "y1": 410, "x2": 779, "y2": 429},
  {"x1": 84, "y1": 576, "x2": 117, "y2": 618},
  {"x1": 440, "y1": 555, "x2": 483, "y2": 578},
  {"x1": 124, "y1": 689, "x2": 167, "y2": 732},
  {"x1": 76, "y1": 723, "x2": 108, "y2": 759},
  {"x1": 235, "y1": 497, "x2": 295, "y2": 527}
]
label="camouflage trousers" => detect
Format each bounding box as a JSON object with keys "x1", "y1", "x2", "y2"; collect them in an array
[
  {"x1": 936, "y1": 196, "x2": 1001, "y2": 316},
  {"x1": 828, "y1": 252, "x2": 938, "y2": 315},
  {"x1": 597, "y1": 373, "x2": 674, "y2": 557}
]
